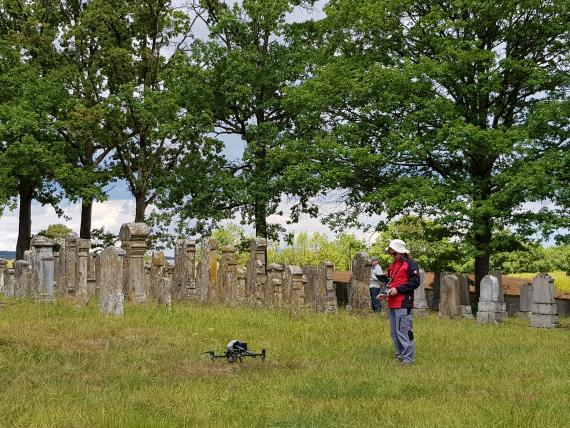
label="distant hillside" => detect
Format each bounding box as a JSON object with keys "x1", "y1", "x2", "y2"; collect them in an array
[{"x1": 0, "y1": 251, "x2": 16, "y2": 260}]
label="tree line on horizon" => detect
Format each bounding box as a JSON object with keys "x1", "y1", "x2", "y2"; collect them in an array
[{"x1": 0, "y1": 0, "x2": 568, "y2": 296}]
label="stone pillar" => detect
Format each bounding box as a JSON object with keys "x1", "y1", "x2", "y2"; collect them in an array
[
  {"x1": 234, "y1": 267, "x2": 247, "y2": 306},
  {"x1": 517, "y1": 283, "x2": 533, "y2": 318},
  {"x1": 31, "y1": 236, "x2": 56, "y2": 301},
  {"x1": 456, "y1": 274, "x2": 473, "y2": 319},
  {"x1": 75, "y1": 239, "x2": 91, "y2": 305},
  {"x1": 173, "y1": 239, "x2": 196, "y2": 301},
  {"x1": 477, "y1": 275, "x2": 507, "y2": 323},
  {"x1": 217, "y1": 246, "x2": 238, "y2": 305},
  {"x1": 347, "y1": 253, "x2": 371, "y2": 312},
  {"x1": 197, "y1": 237, "x2": 217, "y2": 303},
  {"x1": 320, "y1": 261, "x2": 337, "y2": 314},
  {"x1": 119, "y1": 222, "x2": 150, "y2": 303},
  {"x1": 14, "y1": 260, "x2": 32, "y2": 298},
  {"x1": 0, "y1": 258, "x2": 7, "y2": 295},
  {"x1": 266, "y1": 263, "x2": 285, "y2": 308},
  {"x1": 53, "y1": 252, "x2": 60, "y2": 292},
  {"x1": 87, "y1": 253, "x2": 97, "y2": 297},
  {"x1": 284, "y1": 265, "x2": 306, "y2": 312},
  {"x1": 98, "y1": 247, "x2": 126, "y2": 316},
  {"x1": 64, "y1": 236, "x2": 78, "y2": 295},
  {"x1": 439, "y1": 274, "x2": 462, "y2": 318},
  {"x1": 302, "y1": 265, "x2": 319, "y2": 310},
  {"x1": 150, "y1": 251, "x2": 165, "y2": 300},
  {"x1": 246, "y1": 238, "x2": 267, "y2": 308},
  {"x1": 413, "y1": 269, "x2": 428, "y2": 317},
  {"x1": 529, "y1": 274, "x2": 559, "y2": 328},
  {"x1": 4, "y1": 268, "x2": 15, "y2": 297}
]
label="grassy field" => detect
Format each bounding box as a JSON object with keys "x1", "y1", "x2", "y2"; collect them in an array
[{"x1": 0, "y1": 298, "x2": 569, "y2": 428}]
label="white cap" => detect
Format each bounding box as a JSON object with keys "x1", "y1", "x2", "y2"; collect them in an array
[{"x1": 385, "y1": 239, "x2": 410, "y2": 254}]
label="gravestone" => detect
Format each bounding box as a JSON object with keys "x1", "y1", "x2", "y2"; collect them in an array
[
  {"x1": 31, "y1": 236, "x2": 56, "y2": 301},
  {"x1": 64, "y1": 236, "x2": 78, "y2": 295},
  {"x1": 266, "y1": 263, "x2": 285, "y2": 308},
  {"x1": 216, "y1": 246, "x2": 238, "y2": 305},
  {"x1": 456, "y1": 274, "x2": 473, "y2": 319},
  {"x1": 529, "y1": 274, "x2": 559, "y2": 328},
  {"x1": 150, "y1": 251, "x2": 166, "y2": 301},
  {"x1": 120, "y1": 222, "x2": 150, "y2": 303},
  {"x1": 98, "y1": 247, "x2": 126, "y2": 316},
  {"x1": 234, "y1": 267, "x2": 247, "y2": 306},
  {"x1": 283, "y1": 265, "x2": 306, "y2": 312},
  {"x1": 4, "y1": 268, "x2": 15, "y2": 297},
  {"x1": 246, "y1": 238, "x2": 267, "y2": 308},
  {"x1": 87, "y1": 253, "x2": 97, "y2": 297},
  {"x1": 0, "y1": 258, "x2": 7, "y2": 295},
  {"x1": 347, "y1": 253, "x2": 371, "y2": 312},
  {"x1": 319, "y1": 261, "x2": 337, "y2": 313},
  {"x1": 517, "y1": 283, "x2": 533, "y2": 318},
  {"x1": 197, "y1": 237, "x2": 217, "y2": 303},
  {"x1": 439, "y1": 274, "x2": 462, "y2": 318},
  {"x1": 75, "y1": 239, "x2": 91, "y2": 305},
  {"x1": 301, "y1": 265, "x2": 319, "y2": 309},
  {"x1": 413, "y1": 269, "x2": 428, "y2": 317},
  {"x1": 14, "y1": 260, "x2": 32, "y2": 298},
  {"x1": 477, "y1": 275, "x2": 507, "y2": 323},
  {"x1": 172, "y1": 239, "x2": 196, "y2": 300}
]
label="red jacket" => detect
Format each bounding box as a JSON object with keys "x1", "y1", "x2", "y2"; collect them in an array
[{"x1": 387, "y1": 256, "x2": 420, "y2": 309}]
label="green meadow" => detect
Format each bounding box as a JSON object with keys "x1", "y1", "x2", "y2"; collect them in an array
[{"x1": 0, "y1": 298, "x2": 569, "y2": 428}]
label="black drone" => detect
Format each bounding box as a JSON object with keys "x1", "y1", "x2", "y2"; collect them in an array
[{"x1": 204, "y1": 340, "x2": 266, "y2": 363}]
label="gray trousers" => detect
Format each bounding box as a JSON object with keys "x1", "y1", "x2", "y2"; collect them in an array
[{"x1": 388, "y1": 308, "x2": 415, "y2": 363}]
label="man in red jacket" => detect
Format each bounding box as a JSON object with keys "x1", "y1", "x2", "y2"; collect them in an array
[{"x1": 378, "y1": 239, "x2": 420, "y2": 365}]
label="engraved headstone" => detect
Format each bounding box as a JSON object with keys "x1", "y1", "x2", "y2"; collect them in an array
[
  {"x1": 529, "y1": 274, "x2": 559, "y2": 328},
  {"x1": 477, "y1": 275, "x2": 507, "y2": 323},
  {"x1": 413, "y1": 269, "x2": 428, "y2": 316},
  {"x1": 98, "y1": 247, "x2": 126, "y2": 316},
  {"x1": 347, "y1": 253, "x2": 371, "y2": 312},
  {"x1": 119, "y1": 223, "x2": 150, "y2": 303}
]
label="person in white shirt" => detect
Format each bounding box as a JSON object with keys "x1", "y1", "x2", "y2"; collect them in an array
[{"x1": 369, "y1": 256, "x2": 384, "y2": 312}]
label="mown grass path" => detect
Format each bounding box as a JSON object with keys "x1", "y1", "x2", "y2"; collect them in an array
[{"x1": 0, "y1": 298, "x2": 569, "y2": 427}]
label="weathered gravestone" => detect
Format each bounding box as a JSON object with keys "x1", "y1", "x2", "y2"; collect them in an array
[
  {"x1": 172, "y1": 239, "x2": 196, "y2": 300},
  {"x1": 265, "y1": 263, "x2": 285, "y2": 308},
  {"x1": 477, "y1": 275, "x2": 507, "y2": 323},
  {"x1": 30, "y1": 236, "x2": 56, "y2": 301},
  {"x1": 517, "y1": 283, "x2": 533, "y2": 318},
  {"x1": 439, "y1": 274, "x2": 462, "y2": 318},
  {"x1": 303, "y1": 262, "x2": 337, "y2": 313},
  {"x1": 246, "y1": 238, "x2": 267, "y2": 308},
  {"x1": 216, "y1": 246, "x2": 239, "y2": 305},
  {"x1": 75, "y1": 239, "x2": 91, "y2": 305},
  {"x1": 234, "y1": 267, "x2": 247, "y2": 306},
  {"x1": 4, "y1": 268, "x2": 15, "y2": 297},
  {"x1": 64, "y1": 236, "x2": 78, "y2": 295},
  {"x1": 347, "y1": 253, "x2": 371, "y2": 312},
  {"x1": 14, "y1": 260, "x2": 32, "y2": 298},
  {"x1": 0, "y1": 258, "x2": 7, "y2": 295},
  {"x1": 413, "y1": 269, "x2": 428, "y2": 317},
  {"x1": 283, "y1": 265, "x2": 306, "y2": 313},
  {"x1": 197, "y1": 237, "x2": 217, "y2": 303},
  {"x1": 529, "y1": 274, "x2": 559, "y2": 328},
  {"x1": 150, "y1": 251, "x2": 166, "y2": 301},
  {"x1": 98, "y1": 247, "x2": 126, "y2": 316},
  {"x1": 456, "y1": 274, "x2": 473, "y2": 319},
  {"x1": 120, "y1": 223, "x2": 150, "y2": 303}
]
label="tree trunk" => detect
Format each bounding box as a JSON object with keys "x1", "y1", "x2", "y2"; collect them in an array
[
  {"x1": 254, "y1": 200, "x2": 267, "y2": 239},
  {"x1": 80, "y1": 198, "x2": 93, "y2": 239},
  {"x1": 16, "y1": 183, "x2": 33, "y2": 260},
  {"x1": 134, "y1": 193, "x2": 146, "y2": 223},
  {"x1": 473, "y1": 217, "x2": 492, "y2": 300}
]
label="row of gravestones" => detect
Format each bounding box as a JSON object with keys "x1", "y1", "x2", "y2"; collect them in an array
[
  {"x1": 0, "y1": 224, "x2": 338, "y2": 316},
  {"x1": 346, "y1": 252, "x2": 560, "y2": 328}
]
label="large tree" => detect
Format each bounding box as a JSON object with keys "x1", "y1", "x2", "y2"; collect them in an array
[
  {"x1": 0, "y1": 0, "x2": 78, "y2": 258},
  {"x1": 158, "y1": 0, "x2": 318, "y2": 239},
  {"x1": 289, "y1": 0, "x2": 569, "y2": 295},
  {"x1": 75, "y1": 0, "x2": 212, "y2": 223}
]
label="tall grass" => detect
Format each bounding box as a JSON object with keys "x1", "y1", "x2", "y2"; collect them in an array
[{"x1": 0, "y1": 298, "x2": 569, "y2": 427}]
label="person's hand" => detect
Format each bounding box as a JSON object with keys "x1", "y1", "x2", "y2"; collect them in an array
[
  {"x1": 387, "y1": 287, "x2": 398, "y2": 296},
  {"x1": 376, "y1": 294, "x2": 386, "y2": 302}
]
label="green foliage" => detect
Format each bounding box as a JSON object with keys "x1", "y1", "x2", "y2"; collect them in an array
[
  {"x1": 36, "y1": 224, "x2": 74, "y2": 252},
  {"x1": 286, "y1": 0, "x2": 570, "y2": 285},
  {"x1": 155, "y1": 0, "x2": 320, "y2": 239},
  {"x1": 268, "y1": 232, "x2": 366, "y2": 270},
  {"x1": 90, "y1": 227, "x2": 119, "y2": 254}
]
